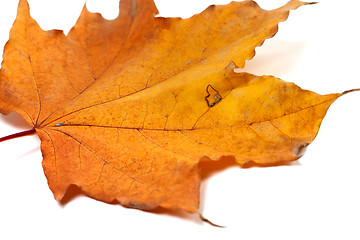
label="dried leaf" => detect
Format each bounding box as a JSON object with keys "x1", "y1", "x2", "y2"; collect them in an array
[{"x1": 0, "y1": 0, "x2": 350, "y2": 213}]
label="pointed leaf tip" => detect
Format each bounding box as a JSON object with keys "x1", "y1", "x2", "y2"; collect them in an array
[
  {"x1": 17, "y1": 0, "x2": 30, "y2": 13},
  {"x1": 279, "y1": 0, "x2": 317, "y2": 11}
]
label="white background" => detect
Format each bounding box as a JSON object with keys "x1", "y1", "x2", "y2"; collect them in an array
[{"x1": 1, "y1": 0, "x2": 360, "y2": 239}]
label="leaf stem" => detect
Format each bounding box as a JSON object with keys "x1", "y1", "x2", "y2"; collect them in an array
[
  {"x1": 199, "y1": 213, "x2": 225, "y2": 228},
  {"x1": 341, "y1": 88, "x2": 360, "y2": 96},
  {"x1": 0, "y1": 128, "x2": 36, "y2": 142}
]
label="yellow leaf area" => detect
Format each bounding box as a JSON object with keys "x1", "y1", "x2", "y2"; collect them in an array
[{"x1": 0, "y1": 0, "x2": 339, "y2": 212}]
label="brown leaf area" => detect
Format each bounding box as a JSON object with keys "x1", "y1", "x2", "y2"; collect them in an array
[{"x1": 0, "y1": 0, "x2": 341, "y2": 213}]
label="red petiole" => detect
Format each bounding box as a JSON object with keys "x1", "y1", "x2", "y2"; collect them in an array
[{"x1": 0, "y1": 128, "x2": 36, "y2": 142}]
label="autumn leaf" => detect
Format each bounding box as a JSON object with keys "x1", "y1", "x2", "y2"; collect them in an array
[{"x1": 0, "y1": 0, "x2": 356, "y2": 214}]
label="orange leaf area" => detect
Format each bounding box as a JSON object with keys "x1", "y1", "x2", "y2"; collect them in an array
[{"x1": 0, "y1": 0, "x2": 341, "y2": 213}]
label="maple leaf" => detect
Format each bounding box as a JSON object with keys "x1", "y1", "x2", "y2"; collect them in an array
[{"x1": 0, "y1": 0, "x2": 356, "y2": 214}]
